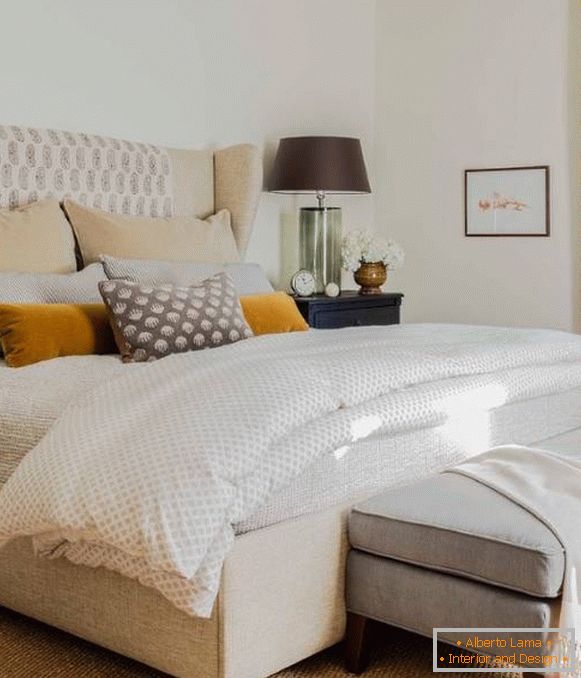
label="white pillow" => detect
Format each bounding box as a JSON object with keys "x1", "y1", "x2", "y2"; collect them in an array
[
  {"x1": 101, "y1": 255, "x2": 273, "y2": 296},
  {"x1": 0, "y1": 263, "x2": 105, "y2": 303}
]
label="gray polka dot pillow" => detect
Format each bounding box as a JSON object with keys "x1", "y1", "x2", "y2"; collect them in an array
[{"x1": 98, "y1": 272, "x2": 253, "y2": 363}]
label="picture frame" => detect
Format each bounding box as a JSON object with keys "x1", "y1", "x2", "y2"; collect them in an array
[{"x1": 464, "y1": 166, "x2": 550, "y2": 237}]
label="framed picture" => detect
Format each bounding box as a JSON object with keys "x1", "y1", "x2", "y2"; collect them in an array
[{"x1": 464, "y1": 166, "x2": 550, "y2": 237}]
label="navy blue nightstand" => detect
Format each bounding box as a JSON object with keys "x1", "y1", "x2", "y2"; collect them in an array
[{"x1": 293, "y1": 292, "x2": 403, "y2": 329}]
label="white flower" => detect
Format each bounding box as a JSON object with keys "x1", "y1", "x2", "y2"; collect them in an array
[
  {"x1": 381, "y1": 239, "x2": 405, "y2": 270},
  {"x1": 341, "y1": 229, "x2": 404, "y2": 271}
]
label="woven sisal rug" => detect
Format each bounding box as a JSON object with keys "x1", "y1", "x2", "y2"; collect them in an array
[{"x1": 0, "y1": 607, "x2": 517, "y2": 677}]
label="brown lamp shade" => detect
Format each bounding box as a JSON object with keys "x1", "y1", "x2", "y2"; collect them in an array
[{"x1": 269, "y1": 136, "x2": 371, "y2": 194}]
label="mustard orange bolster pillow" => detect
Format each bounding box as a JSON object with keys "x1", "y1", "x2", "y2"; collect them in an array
[
  {"x1": 240, "y1": 292, "x2": 309, "y2": 335},
  {"x1": 0, "y1": 304, "x2": 117, "y2": 367}
]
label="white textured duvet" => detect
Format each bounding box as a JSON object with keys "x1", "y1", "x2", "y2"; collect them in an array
[{"x1": 2, "y1": 324, "x2": 581, "y2": 617}]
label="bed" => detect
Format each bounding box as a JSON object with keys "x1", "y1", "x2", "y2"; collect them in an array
[{"x1": 2, "y1": 126, "x2": 581, "y2": 678}]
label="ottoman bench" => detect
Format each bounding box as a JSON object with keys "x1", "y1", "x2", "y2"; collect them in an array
[{"x1": 344, "y1": 473, "x2": 564, "y2": 673}]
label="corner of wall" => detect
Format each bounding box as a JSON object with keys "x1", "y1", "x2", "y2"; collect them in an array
[{"x1": 569, "y1": 0, "x2": 581, "y2": 332}]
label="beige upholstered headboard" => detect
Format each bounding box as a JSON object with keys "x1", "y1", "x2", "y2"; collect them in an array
[
  {"x1": 167, "y1": 144, "x2": 262, "y2": 256},
  {"x1": 0, "y1": 124, "x2": 262, "y2": 257}
]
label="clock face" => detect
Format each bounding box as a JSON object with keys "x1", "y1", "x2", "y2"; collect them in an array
[{"x1": 292, "y1": 269, "x2": 316, "y2": 297}]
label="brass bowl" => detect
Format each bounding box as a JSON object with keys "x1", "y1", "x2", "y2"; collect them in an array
[{"x1": 353, "y1": 262, "x2": 387, "y2": 295}]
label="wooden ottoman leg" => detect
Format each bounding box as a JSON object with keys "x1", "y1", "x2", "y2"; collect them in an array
[{"x1": 345, "y1": 612, "x2": 370, "y2": 674}]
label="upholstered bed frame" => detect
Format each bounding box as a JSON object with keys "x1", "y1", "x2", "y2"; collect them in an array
[
  {"x1": 0, "y1": 507, "x2": 351, "y2": 678},
  {"x1": 0, "y1": 126, "x2": 350, "y2": 678},
  {"x1": 3, "y1": 128, "x2": 581, "y2": 678}
]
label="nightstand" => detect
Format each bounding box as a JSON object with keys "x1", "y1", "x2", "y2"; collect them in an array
[{"x1": 293, "y1": 292, "x2": 403, "y2": 329}]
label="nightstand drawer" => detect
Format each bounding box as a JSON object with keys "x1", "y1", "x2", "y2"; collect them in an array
[
  {"x1": 312, "y1": 304, "x2": 400, "y2": 329},
  {"x1": 294, "y1": 291, "x2": 403, "y2": 329}
]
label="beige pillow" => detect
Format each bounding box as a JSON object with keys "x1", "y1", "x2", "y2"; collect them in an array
[
  {"x1": 0, "y1": 199, "x2": 76, "y2": 273},
  {"x1": 63, "y1": 200, "x2": 239, "y2": 266}
]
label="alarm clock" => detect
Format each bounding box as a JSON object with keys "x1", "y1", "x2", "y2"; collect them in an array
[{"x1": 290, "y1": 269, "x2": 316, "y2": 297}]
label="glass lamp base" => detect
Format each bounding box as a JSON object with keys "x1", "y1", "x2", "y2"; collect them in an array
[{"x1": 299, "y1": 207, "x2": 342, "y2": 293}]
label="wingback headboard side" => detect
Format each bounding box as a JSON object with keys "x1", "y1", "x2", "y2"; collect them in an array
[
  {"x1": 161, "y1": 144, "x2": 262, "y2": 258},
  {"x1": 214, "y1": 144, "x2": 262, "y2": 257}
]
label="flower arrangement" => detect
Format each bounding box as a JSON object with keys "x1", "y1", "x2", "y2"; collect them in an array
[{"x1": 341, "y1": 230, "x2": 404, "y2": 272}]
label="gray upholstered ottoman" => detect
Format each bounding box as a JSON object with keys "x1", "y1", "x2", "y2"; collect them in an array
[{"x1": 344, "y1": 474, "x2": 564, "y2": 673}]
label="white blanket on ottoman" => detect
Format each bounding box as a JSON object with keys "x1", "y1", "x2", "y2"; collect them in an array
[
  {"x1": 2, "y1": 324, "x2": 581, "y2": 618},
  {"x1": 448, "y1": 446, "x2": 581, "y2": 675}
]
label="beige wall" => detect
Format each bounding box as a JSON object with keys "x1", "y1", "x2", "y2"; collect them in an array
[
  {"x1": 374, "y1": 0, "x2": 576, "y2": 330},
  {"x1": 0, "y1": 0, "x2": 375, "y2": 287}
]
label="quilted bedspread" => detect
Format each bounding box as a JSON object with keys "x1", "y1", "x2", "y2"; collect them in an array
[{"x1": 2, "y1": 323, "x2": 581, "y2": 618}]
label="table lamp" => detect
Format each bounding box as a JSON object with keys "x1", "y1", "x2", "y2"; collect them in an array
[{"x1": 270, "y1": 136, "x2": 371, "y2": 292}]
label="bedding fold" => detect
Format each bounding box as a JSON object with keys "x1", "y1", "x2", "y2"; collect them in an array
[{"x1": 2, "y1": 324, "x2": 581, "y2": 617}]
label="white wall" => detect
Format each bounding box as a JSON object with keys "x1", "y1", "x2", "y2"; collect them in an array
[
  {"x1": 569, "y1": 0, "x2": 581, "y2": 332},
  {"x1": 374, "y1": 0, "x2": 576, "y2": 330},
  {"x1": 1, "y1": 0, "x2": 576, "y2": 322},
  {"x1": 0, "y1": 0, "x2": 375, "y2": 286}
]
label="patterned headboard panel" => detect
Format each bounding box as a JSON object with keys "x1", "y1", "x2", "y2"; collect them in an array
[{"x1": 0, "y1": 124, "x2": 174, "y2": 217}]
